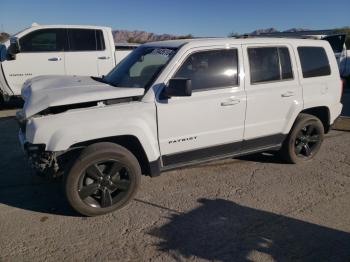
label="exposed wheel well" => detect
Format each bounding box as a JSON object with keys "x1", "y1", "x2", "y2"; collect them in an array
[
  {"x1": 68, "y1": 135, "x2": 151, "y2": 176},
  {"x1": 300, "y1": 106, "x2": 330, "y2": 133}
]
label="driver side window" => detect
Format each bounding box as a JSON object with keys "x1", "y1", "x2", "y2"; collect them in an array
[
  {"x1": 19, "y1": 29, "x2": 66, "y2": 52},
  {"x1": 174, "y1": 49, "x2": 239, "y2": 91}
]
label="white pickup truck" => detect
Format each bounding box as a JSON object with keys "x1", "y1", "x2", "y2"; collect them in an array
[{"x1": 0, "y1": 24, "x2": 138, "y2": 101}]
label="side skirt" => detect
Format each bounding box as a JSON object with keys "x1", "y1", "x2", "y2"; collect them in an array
[{"x1": 149, "y1": 134, "x2": 286, "y2": 177}]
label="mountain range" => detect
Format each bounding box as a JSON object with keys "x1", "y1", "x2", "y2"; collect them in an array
[
  {"x1": 113, "y1": 30, "x2": 192, "y2": 43},
  {"x1": 113, "y1": 28, "x2": 311, "y2": 43}
]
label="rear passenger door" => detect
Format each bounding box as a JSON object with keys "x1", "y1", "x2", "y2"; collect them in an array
[
  {"x1": 157, "y1": 46, "x2": 246, "y2": 167},
  {"x1": 242, "y1": 44, "x2": 303, "y2": 148},
  {"x1": 65, "y1": 29, "x2": 107, "y2": 76}
]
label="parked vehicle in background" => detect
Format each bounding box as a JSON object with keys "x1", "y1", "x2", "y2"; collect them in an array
[
  {"x1": 0, "y1": 24, "x2": 138, "y2": 102},
  {"x1": 17, "y1": 37, "x2": 343, "y2": 216}
]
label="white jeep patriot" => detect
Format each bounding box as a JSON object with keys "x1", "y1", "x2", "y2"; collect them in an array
[{"x1": 17, "y1": 38, "x2": 343, "y2": 216}]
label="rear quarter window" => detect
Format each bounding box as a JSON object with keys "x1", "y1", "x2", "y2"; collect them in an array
[{"x1": 298, "y1": 47, "x2": 331, "y2": 78}]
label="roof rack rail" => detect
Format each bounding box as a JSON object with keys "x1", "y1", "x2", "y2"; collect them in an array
[
  {"x1": 233, "y1": 29, "x2": 345, "y2": 40},
  {"x1": 234, "y1": 34, "x2": 319, "y2": 40}
]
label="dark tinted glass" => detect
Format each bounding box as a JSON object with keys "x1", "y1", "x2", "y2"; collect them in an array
[
  {"x1": 96, "y1": 30, "x2": 105, "y2": 51},
  {"x1": 323, "y1": 35, "x2": 346, "y2": 53},
  {"x1": 278, "y1": 47, "x2": 293, "y2": 79},
  {"x1": 68, "y1": 29, "x2": 97, "y2": 51},
  {"x1": 248, "y1": 47, "x2": 280, "y2": 83},
  {"x1": 20, "y1": 29, "x2": 65, "y2": 52},
  {"x1": 174, "y1": 49, "x2": 239, "y2": 91},
  {"x1": 298, "y1": 47, "x2": 331, "y2": 78}
]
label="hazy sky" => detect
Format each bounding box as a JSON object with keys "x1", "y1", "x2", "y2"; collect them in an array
[{"x1": 1, "y1": 0, "x2": 349, "y2": 36}]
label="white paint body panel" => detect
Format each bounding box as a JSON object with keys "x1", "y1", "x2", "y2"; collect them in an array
[
  {"x1": 21, "y1": 75, "x2": 144, "y2": 118},
  {"x1": 156, "y1": 45, "x2": 246, "y2": 156},
  {"x1": 27, "y1": 102, "x2": 160, "y2": 162},
  {"x1": 242, "y1": 43, "x2": 303, "y2": 139},
  {"x1": 2, "y1": 51, "x2": 65, "y2": 95},
  {"x1": 20, "y1": 37, "x2": 343, "y2": 165},
  {"x1": 0, "y1": 25, "x2": 134, "y2": 96}
]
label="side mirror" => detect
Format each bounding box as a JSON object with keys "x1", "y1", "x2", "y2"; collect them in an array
[
  {"x1": 164, "y1": 78, "x2": 192, "y2": 98},
  {"x1": 7, "y1": 37, "x2": 20, "y2": 60}
]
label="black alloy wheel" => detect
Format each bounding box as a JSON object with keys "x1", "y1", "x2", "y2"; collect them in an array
[
  {"x1": 78, "y1": 160, "x2": 131, "y2": 208},
  {"x1": 294, "y1": 124, "x2": 321, "y2": 158},
  {"x1": 65, "y1": 142, "x2": 141, "y2": 216},
  {"x1": 279, "y1": 113, "x2": 324, "y2": 164}
]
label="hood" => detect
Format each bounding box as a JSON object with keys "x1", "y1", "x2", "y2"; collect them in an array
[{"x1": 22, "y1": 75, "x2": 145, "y2": 118}]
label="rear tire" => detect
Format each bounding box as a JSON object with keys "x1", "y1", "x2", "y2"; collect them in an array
[
  {"x1": 65, "y1": 142, "x2": 141, "y2": 216},
  {"x1": 280, "y1": 113, "x2": 324, "y2": 164}
]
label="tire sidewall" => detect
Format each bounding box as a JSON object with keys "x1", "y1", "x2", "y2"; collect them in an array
[{"x1": 65, "y1": 146, "x2": 141, "y2": 216}]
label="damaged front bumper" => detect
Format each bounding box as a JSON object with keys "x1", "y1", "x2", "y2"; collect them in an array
[{"x1": 18, "y1": 130, "x2": 60, "y2": 177}]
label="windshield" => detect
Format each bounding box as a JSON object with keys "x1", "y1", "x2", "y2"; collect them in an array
[{"x1": 104, "y1": 46, "x2": 177, "y2": 89}]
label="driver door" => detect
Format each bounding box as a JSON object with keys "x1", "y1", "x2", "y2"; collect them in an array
[
  {"x1": 156, "y1": 46, "x2": 246, "y2": 167},
  {"x1": 2, "y1": 28, "x2": 66, "y2": 96}
]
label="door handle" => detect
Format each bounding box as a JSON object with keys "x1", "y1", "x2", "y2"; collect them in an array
[
  {"x1": 221, "y1": 99, "x2": 240, "y2": 106},
  {"x1": 281, "y1": 91, "x2": 295, "y2": 97},
  {"x1": 98, "y1": 56, "x2": 110, "y2": 60},
  {"x1": 48, "y1": 57, "x2": 61, "y2": 61}
]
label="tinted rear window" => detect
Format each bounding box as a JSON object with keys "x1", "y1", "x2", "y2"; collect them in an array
[
  {"x1": 279, "y1": 47, "x2": 293, "y2": 79},
  {"x1": 323, "y1": 35, "x2": 346, "y2": 53},
  {"x1": 68, "y1": 29, "x2": 105, "y2": 51},
  {"x1": 248, "y1": 47, "x2": 293, "y2": 84},
  {"x1": 298, "y1": 47, "x2": 331, "y2": 78}
]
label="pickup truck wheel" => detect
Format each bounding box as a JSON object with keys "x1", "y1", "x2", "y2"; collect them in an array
[
  {"x1": 65, "y1": 142, "x2": 141, "y2": 216},
  {"x1": 280, "y1": 113, "x2": 324, "y2": 164}
]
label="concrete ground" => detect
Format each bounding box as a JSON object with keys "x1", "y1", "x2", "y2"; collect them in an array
[{"x1": 0, "y1": 105, "x2": 350, "y2": 262}]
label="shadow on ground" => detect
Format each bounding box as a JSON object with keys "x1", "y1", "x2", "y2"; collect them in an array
[
  {"x1": 149, "y1": 198, "x2": 350, "y2": 262},
  {"x1": 0, "y1": 113, "x2": 77, "y2": 216},
  {"x1": 237, "y1": 152, "x2": 285, "y2": 164}
]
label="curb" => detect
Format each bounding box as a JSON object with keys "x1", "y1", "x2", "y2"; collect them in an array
[{"x1": 333, "y1": 116, "x2": 350, "y2": 131}]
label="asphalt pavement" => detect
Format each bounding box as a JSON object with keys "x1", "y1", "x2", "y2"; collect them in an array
[{"x1": 0, "y1": 105, "x2": 350, "y2": 261}]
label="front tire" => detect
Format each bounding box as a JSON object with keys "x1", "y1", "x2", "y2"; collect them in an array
[
  {"x1": 65, "y1": 142, "x2": 141, "y2": 216},
  {"x1": 280, "y1": 113, "x2": 324, "y2": 164}
]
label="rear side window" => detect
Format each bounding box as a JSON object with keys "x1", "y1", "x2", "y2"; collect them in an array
[
  {"x1": 279, "y1": 47, "x2": 293, "y2": 79},
  {"x1": 248, "y1": 47, "x2": 293, "y2": 84},
  {"x1": 298, "y1": 47, "x2": 331, "y2": 78},
  {"x1": 96, "y1": 30, "x2": 105, "y2": 51},
  {"x1": 19, "y1": 29, "x2": 66, "y2": 52},
  {"x1": 174, "y1": 49, "x2": 239, "y2": 91},
  {"x1": 68, "y1": 29, "x2": 105, "y2": 51}
]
